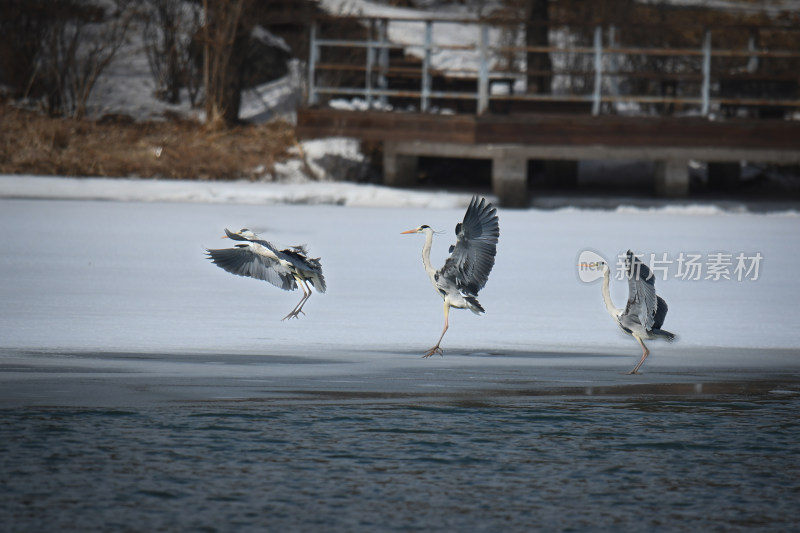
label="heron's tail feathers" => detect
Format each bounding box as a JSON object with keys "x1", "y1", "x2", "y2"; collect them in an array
[
  {"x1": 653, "y1": 329, "x2": 676, "y2": 342},
  {"x1": 464, "y1": 295, "x2": 485, "y2": 315},
  {"x1": 310, "y1": 270, "x2": 327, "y2": 293}
]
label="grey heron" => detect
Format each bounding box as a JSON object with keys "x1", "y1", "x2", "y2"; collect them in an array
[
  {"x1": 206, "y1": 228, "x2": 326, "y2": 320},
  {"x1": 600, "y1": 250, "x2": 676, "y2": 374},
  {"x1": 401, "y1": 196, "x2": 499, "y2": 358}
]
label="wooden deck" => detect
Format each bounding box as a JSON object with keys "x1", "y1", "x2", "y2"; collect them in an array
[
  {"x1": 297, "y1": 108, "x2": 800, "y2": 206},
  {"x1": 298, "y1": 108, "x2": 800, "y2": 150}
]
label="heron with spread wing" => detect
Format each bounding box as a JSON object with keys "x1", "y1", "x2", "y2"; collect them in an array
[
  {"x1": 206, "y1": 228, "x2": 326, "y2": 321},
  {"x1": 600, "y1": 250, "x2": 676, "y2": 374},
  {"x1": 402, "y1": 196, "x2": 500, "y2": 358}
]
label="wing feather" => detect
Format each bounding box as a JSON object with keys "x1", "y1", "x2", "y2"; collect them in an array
[
  {"x1": 653, "y1": 296, "x2": 668, "y2": 330},
  {"x1": 216, "y1": 229, "x2": 326, "y2": 293},
  {"x1": 439, "y1": 196, "x2": 499, "y2": 296},
  {"x1": 206, "y1": 245, "x2": 296, "y2": 291},
  {"x1": 623, "y1": 250, "x2": 659, "y2": 330}
]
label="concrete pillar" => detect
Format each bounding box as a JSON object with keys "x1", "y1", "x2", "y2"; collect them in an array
[
  {"x1": 654, "y1": 159, "x2": 689, "y2": 197},
  {"x1": 707, "y1": 162, "x2": 740, "y2": 191},
  {"x1": 492, "y1": 155, "x2": 528, "y2": 208},
  {"x1": 383, "y1": 142, "x2": 418, "y2": 187}
]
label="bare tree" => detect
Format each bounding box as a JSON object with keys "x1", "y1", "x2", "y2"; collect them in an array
[
  {"x1": 0, "y1": 1, "x2": 52, "y2": 97},
  {"x1": 201, "y1": 0, "x2": 254, "y2": 128},
  {"x1": 142, "y1": 0, "x2": 202, "y2": 106},
  {"x1": 31, "y1": 0, "x2": 135, "y2": 118}
]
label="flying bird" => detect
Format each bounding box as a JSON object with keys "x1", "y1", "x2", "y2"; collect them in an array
[
  {"x1": 599, "y1": 250, "x2": 676, "y2": 374},
  {"x1": 401, "y1": 196, "x2": 499, "y2": 358},
  {"x1": 206, "y1": 228, "x2": 326, "y2": 320}
]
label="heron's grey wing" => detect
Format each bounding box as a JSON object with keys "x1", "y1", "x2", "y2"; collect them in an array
[
  {"x1": 653, "y1": 296, "x2": 668, "y2": 329},
  {"x1": 278, "y1": 247, "x2": 316, "y2": 273},
  {"x1": 440, "y1": 196, "x2": 499, "y2": 296},
  {"x1": 206, "y1": 246, "x2": 296, "y2": 291},
  {"x1": 279, "y1": 248, "x2": 327, "y2": 293},
  {"x1": 623, "y1": 250, "x2": 658, "y2": 330},
  {"x1": 312, "y1": 268, "x2": 327, "y2": 293}
]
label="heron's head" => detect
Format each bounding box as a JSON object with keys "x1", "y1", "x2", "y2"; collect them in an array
[
  {"x1": 401, "y1": 224, "x2": 433, "y2": 235},
  {"x1": 594, "y1": 260, "x2": 613, "y2": 275},
  {"x1": 223, "y1": 228, "x2": 258, "y2": 241}
]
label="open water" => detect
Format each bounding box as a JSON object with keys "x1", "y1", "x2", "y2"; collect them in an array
[{"x1": 2, "y1": 390, "x2": 798, "y2": 532}]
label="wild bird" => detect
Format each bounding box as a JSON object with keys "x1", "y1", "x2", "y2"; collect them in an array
[
  {"x1": 599, "y1": 250, "x2": 676, "y2": 374},
  {"x1": 206, "y1": 228, "x2": 326, "y2": 320},
  {"x1": 402, "y1": 196, "x2": 499, "y2": 358}
]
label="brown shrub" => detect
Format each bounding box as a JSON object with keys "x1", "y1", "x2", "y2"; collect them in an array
[{"x1": 0, "y1": 103, "x2": 295, "y2": 180}]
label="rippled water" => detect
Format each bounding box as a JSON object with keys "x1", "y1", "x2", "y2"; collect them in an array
[{"x1": 2, "y1": 393, "x2": 799, "y2": 532}]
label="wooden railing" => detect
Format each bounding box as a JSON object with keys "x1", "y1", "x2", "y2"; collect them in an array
[{"x1": 307, "y1": 15, "x2": 800, "y2": 117}]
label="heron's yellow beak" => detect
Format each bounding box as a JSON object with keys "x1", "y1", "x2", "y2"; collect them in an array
[
  {"x1": 221, "y1": 235, "x2": 229, "y2": 239},
  {"x1": 400, "y1": 229, "x2": 418, "y2": 234}
]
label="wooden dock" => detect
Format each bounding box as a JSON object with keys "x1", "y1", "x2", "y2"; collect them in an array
[
  {"x1": 297, "y1": 108, "x2": 800, "y2": 206},
  {"x1": 299, "y1": 13, "x2": 800, "y2": 206}
]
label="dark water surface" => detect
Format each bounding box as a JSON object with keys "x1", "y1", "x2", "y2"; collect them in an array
[{"x1": 2, "y1": 390, "x2": 799, "y2": 532}]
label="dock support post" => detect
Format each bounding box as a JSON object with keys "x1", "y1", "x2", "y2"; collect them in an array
[
  {"x1": 383, "y1": 142, "x2": 418, "y2": 187},
  {"x1": 654, "y1": 159, "x2": 689, "y2": 196},
  {"x1": 492, "y1": 154, "x2": 528, "y2": 207}
]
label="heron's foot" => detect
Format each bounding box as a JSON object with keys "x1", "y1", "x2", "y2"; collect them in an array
[
  {"x1": 627, "y1": 370, "x2": 640, "y2": 375},
  {"x1": 422, "y1": 346, "x2": 443, "y2": 358},
  {"x1": 281, "y1": 309, "x2": 306, "y2": 321}
]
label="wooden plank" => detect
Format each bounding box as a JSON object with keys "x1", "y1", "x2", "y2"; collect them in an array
[
  {"x1": 297, "y1": 109, "x2": 476, "y2": 143},
  {"x1": 473, "y1": 113, "x2": 800, "y2": 150},
  {"x1": 297, "y1": 108, "x2": 800, "y2": 151}
]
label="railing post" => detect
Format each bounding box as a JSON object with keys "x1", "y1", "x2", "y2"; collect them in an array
[
  {"x1": 378, "y1": 18, "x2": 389, "y2": 107},
  {"x1": 366, "y1": 18, "x2": 375, "y2": 109},
  {"x1": 607, "y1": 25, "x2": 620, "y2": 101},
  {"x1": 747, "y1": 28, "x2": 759, "y2": 73},
  {"x1": 701, "y1": 29, "x2": 711, "y2": 116},
  {"x1": 478, "y1": 22, "x2": 489, "y2": 115},
  {"x1": 592, "y1": 25, "x2": 603, "y2": 116},
  {"x1": 308, "y1": 20, "x2": 318, "y2": 106},
  {"x1": 422, "y1": 20, "x2": 432, "y2": 112}
]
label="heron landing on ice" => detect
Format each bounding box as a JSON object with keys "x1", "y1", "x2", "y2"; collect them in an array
[
  {"x1": 402, "y1": 196, "x2": 500, "y2": 358},
  {"x1": 206, "y1": 228, "x2": 326, "y2": 321},
  {"x1": 598, "y1": 250, "x2": 676, "y2": 374}
]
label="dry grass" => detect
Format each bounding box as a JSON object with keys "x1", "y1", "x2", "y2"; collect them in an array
[{"x1": 0, "y1": 103, "x2": 297, "y2": 180}]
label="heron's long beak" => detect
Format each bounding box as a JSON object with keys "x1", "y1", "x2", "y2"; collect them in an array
[{"x1": 400, "y1": 229, "x2": 418, "y2": 234}]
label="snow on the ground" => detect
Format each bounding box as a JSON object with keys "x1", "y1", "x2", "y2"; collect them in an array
[
  {"x1": 0, "y1": 175, "x2": 475, "y2": 208},
  {"x1": 1, "y1": 179, "x2": 798, "y2": 362}
]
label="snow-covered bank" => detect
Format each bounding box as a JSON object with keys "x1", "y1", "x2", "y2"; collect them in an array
[
  {"x1": 2, "y1": 175, "x2": 798, "y2": 217},
  {"x1": 0, "y1": 175, "x2": 475, "y2": 209}
]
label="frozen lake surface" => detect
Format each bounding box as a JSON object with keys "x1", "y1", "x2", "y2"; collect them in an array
[{"x1": 1, "y1": 186, "x2": 799, "y2": 531}]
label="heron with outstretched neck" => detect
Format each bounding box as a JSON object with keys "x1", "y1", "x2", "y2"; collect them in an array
[
  {"x1": 599, "y1": 250, "x2": 676, "y2": 374},
  {"x1": 402, "y1": 197, "x2": 499, "y2": 358},
  {"x1": 206, "y1": 228, "x2": 326, "y2": 320}
]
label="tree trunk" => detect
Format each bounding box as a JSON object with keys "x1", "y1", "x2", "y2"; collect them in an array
[{"x1": 202, "y1": 0, "x2": 252, "y2": 128}]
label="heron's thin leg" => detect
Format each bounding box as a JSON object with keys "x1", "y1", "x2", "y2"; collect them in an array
[
  {"x1": 423, "y1": 303, "x2": 450, "y2": 358},
  {"x1": 629, "y1": 335, "x2": 650, "y2": 374},
  {"x1": 293, "y1": 280, "x2": 314, "y2": 316},
  {"x1": 282, "y1": 279, "x2": 309, "y2": 321}
]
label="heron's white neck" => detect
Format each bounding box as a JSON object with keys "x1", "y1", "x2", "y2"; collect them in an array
[
  {"x1": 421, "y1": 228, "x2": 436, "y2": 279},
  {"x1": 601, "y1": 266, "x2": 621, "y2": 320}
]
